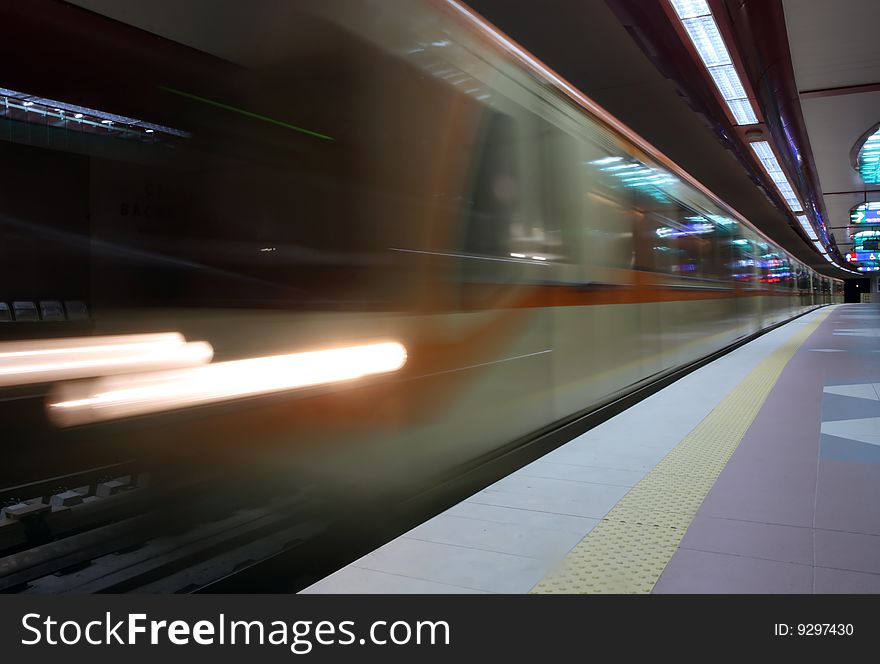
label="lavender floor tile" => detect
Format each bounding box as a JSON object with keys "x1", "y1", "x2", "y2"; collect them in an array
[
  {"x1": 653, "y1": 549, "x2": 813, "y2": 594},
  {"x1": 814, "y1": 567, "x2": 880, "y2": 594},
  {"x1": 814, "y1": 529, "x2": 880, "y2": 574},
  {"x1": 720, "y1": 444, "x2": 818, "y2": 475},
  {"x1": 699, "y1": 465, "x2": 817, "y2": 528},
  {"x1": 814, "y1": 460, "x2": 880, "y2": 535},
  {"x1": 679, "y1": 516, "x2": 812, "y2": 565}
]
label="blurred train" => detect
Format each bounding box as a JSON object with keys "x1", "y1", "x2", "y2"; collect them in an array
[{"x1": 0, "y1": 0, "x2": 842, "y2": 498}]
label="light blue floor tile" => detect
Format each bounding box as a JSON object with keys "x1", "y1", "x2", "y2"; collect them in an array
[
  {"x1": 301, "y1": 566, "x2": 488, "y2": 594},
  {"x1": 352, "y1": 537, "x2": 547, "y2": 593},
  {"x1": 515, "y1": 460, "x2": 645, "y2": 487},
  {"x1": 445, "y1": 501, "x2": 597, "y2": 532},
  {"x1": 403, "y1": 513, "x2": 591, "y2": 561}
]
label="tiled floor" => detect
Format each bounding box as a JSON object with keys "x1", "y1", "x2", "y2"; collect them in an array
[
  {"x1": 655, "y1": 303, "x2": 880, "y2": 593},
  {"x1": 303, "y1": 306, "x2": 840, "y2": 594},
  {"x1": 676, "y1": 515, "x2": 814, "y2": 565},
  {"x1": 345, "y1": 537, "x2": 548, "y2": 594},
  {"x1": 653, "y1": 549, "x2": 814, "y2": 594}
]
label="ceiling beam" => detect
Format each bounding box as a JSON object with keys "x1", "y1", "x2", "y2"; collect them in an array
[{"x1": 800, "y1": 81, "x2": 880, "y2": 99}]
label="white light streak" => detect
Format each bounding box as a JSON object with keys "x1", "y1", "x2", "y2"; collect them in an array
[
  {"x1": 48, "y1": 342, "x2": 407, "y2": 426},
  {"x1": 0, "y1": 333, "x2": 213, "y2": 388}
]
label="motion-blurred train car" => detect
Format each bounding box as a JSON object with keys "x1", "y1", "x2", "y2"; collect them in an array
[{"x1": 0, "y1": 0, "x2": 841, "y2": 500}]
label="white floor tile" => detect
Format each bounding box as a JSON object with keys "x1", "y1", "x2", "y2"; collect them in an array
[
  {"x1": 352, "y1": 537, "x2": 547, "y2": 593},
  {"x1": 403, "y1": 513, "x2": 591, "y2": 560},
  {"x1": 823, "y1": 384, "x2": 880, "y2": 401},
  {"x1": 541, "y1": 445, "x2": 666, "y2": 472},
  {"x1": 444, "y1": 501, "x2": 597, "y2": 532},
  {"x1": 300, "y1": 566, "x2": 488, "y2": 594},
  {"x1": 821, "y1": 417, "x2": 880, "y2": 446},
  {"x1": 515, "y1": 460, "x2": 644, "y2": 487},
  {"x1": 472, "y1": 476, "x2": 629, "y2": 519},
  {"x1": 485, "y1": 473, "x2": 622, "y2": 499}
]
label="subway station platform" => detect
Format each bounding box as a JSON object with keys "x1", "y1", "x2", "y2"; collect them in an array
[{"x1": 303, "y1": 304, "x2": 880, "y2": 594}]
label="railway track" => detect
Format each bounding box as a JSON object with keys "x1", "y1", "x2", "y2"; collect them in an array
[{"x1": 0, "y1": 463, "x2": 327, "y2": 593}]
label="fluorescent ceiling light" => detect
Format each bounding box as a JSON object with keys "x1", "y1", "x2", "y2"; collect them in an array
[
  {"x1": 750, "y1": 141, "x2": 802, "y2": 212},
  {"x1": 669, "y1": 2, "x2": 759, "y2": 126},
  {"x1": 796, "y1": 214, "x2": 818, "y2": 241},
  {"x1": 669, "y1": 0, "x2": 711, "y2": 19},
  {"x1": 724, "y1": 99, "x2": 758, "y2": 125},
  {"x1": 707, "y1": 65, "x2": 748, "y2": 100},
  {"x1": 681, "y1": 16, "x2": 731, "y2": 67}
]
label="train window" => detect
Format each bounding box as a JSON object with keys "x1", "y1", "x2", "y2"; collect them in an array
[
  {"x1": 463, "y1": 111, "x2": 521, "y2": 259},
  {"x1": 759, "y1": 250, "x2": 786, "y2": 285},
  {"x1": 461, "y1": 106, "x2": 592, "y2": 273},
  {"x1": 635, "y1": 198, "x2": 718, "y2": 279},
  {"x1": 729, "y1": 235, "x2": 757, "y2": 283},
  {"x1": 65, "y1": 301, "x2": 90, "y2": 320},
  {"x1": 703, "y1": 215, "x2": 732, "y2": 280},
  {"x1": 458, "y1": 102, "x2": 603, "y2": 292},
  {"x1": 715, "y1": 220, "x2": 740, "y2": 281},
  {"x1": 797, "y1": 264, "x2": 810, "y2": 291},
  {"x1": 12, "y1": 301, "x2": 39, "y2": 321},
  {"x1": 39, "y1": 301, "x2": 65, "y2": 321},
  {"x1": 783, "y1": 257, "x2": 793, "y2": 288},
  {"x1": 537, "y1": 121, "x2": 580, "y2": 267}
]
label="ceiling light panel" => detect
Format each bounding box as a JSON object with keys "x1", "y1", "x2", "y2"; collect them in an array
[
  {"x1": 725, "y1": 98, "x2": 759, "y2": 125},
  {"x1": 669, "y1": 3, "x2": 759, "y2": 126},
  {"x1": 669, "y1": 0, "x2": 712, "y2": 19},
  {"x1": 796, "y1": 214, "x2": 818, "y2": 241},
  {"x1": 708, "y1": 65, "x2": 748, "y2": 100},
  {"x1": 680, "y1": 16, "x2": 732, "y2": 67},
  {"x1": 750, "y1": 141, "x2": 802, "y2": 212}
]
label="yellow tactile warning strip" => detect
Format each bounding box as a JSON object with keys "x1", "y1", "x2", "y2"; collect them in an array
[{"x1": 531, "y1": 307, "x2": 833, "y2": 593}]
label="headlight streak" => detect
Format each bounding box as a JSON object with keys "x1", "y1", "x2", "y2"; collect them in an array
[
  {"x1": 0, "y1": 333, "x2": 213, "y2": 387},
  {"x1": 47, "y1": 341, "x2": 407, "y2": 426}
]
